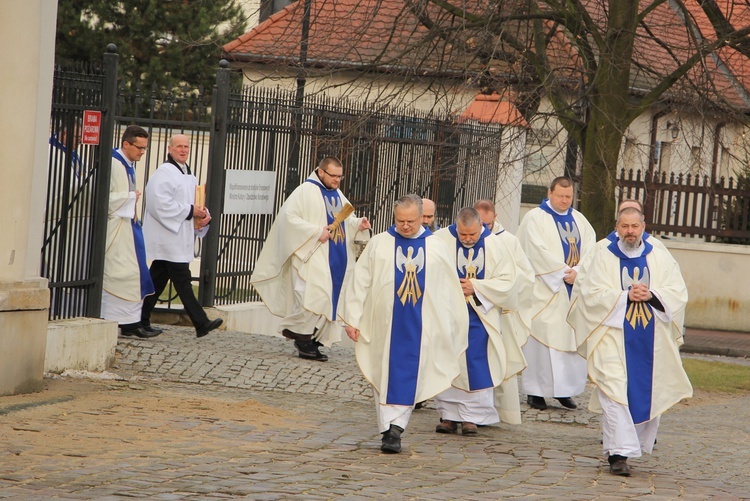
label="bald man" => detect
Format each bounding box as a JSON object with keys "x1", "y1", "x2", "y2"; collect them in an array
[
  {"x1": 141, "y1": 134, "x2": 223, "y2": 338},
  {"x1": 422, "y1": 198, "x2": 439, "y2": 232}
]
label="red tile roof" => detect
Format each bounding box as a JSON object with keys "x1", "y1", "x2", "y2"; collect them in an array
[
  {"x1": 223, "y1": 0, "x2": 483, "y2": 77},
  {"x1": 223, "y1": 0, "x2": 750, "y2": 110}
]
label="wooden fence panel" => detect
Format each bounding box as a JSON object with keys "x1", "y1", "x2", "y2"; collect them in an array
[{"x1": 618, "y1": 169, "x2": 750, "y2": 243}]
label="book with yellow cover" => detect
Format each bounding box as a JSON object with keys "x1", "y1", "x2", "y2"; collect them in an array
[{"x1": 194, "y1": 185, "x2": 205, "y2": 229}]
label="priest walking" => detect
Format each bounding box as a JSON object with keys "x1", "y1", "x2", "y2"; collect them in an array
[
  {"x1": 516, "y1": 177, "x2": 596, "y2": 410},
  {"x1": 342, "y1": 195, "x2": 468, "y2": 453},
  {"x1": 432, "y1": 208, "x2": 527, "y2": 434},
  {"x1": 474, "y1": 199, "x2": 534, "y2": 424},
  {"x1": 251, "y1": 157, "x2": 370, "y2": 361},
  {"x1": 102, "y1": 125, "x2": 156, "y2": 338},
  {"x1": 569, "y1": 207, "x2": 691, "y2": 476}
]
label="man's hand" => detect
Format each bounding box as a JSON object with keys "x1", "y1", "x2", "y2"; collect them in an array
[
  {"x1": 194, "y1": 207, "x2": 211, "y2": 228},
  {"x1": 318, "y1": 226, "x2": 332, "y2": 243},
  {"x1": 345, "y1": 326, "x2": 359, "y2": 342},
  {"x1": 196, "y1": 214, "x2": 211, "y2": 228},
  {"x1": 628, "y1": 283, "x2": 652, "y2": 302},
  {"x1": 359, "y1": 217, "x2": 371, "y2": 231},
  {"x1": 459, "y1": 277, "x2": 475, "y2": 297},
  {"x1": 563, "y1": 268, "x2": 577, "y2": 285},
  {"x1": 193, "y1": 206, "x2": 208, "y2": 219}
]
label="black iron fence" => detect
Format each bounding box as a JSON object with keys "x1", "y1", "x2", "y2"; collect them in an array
[
  {"x1": 43, "y1": 48, "x2": 118, "y2": 320},
  {"x1": 45, "y1": 48, "x2": 504, "y2": 318},
  {"x1": 200, "y1": 72, "x2": 503, "y2": 306},
  {"x1": 618, "y1": 168, "x2": 750, "y2": 243}
]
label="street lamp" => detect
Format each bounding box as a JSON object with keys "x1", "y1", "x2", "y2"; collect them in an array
[{"x1": 666, "y1": 120, "x2": 680, "y2": 140}]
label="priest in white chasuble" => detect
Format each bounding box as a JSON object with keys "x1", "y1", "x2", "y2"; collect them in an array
[
  {"x1": 568, "y1": 207, "x2": 691, "y2": 477},
  {"x1": 341, "y1": 195, "x2": 468, "y2": 454},
  {"x1": 250, "y1": 157, "x2": 370, "y2": 361},
  {"x1": 432, "y1": 208, "x2": 527, "y2": 435},
  {"x1": 516, "y1": 177, "x2": 596, "y2": 411},
  {"x1": 102, "y1": 125, "x2": 156, "y2": 338}
]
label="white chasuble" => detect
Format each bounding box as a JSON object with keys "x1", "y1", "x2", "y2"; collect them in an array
[{"x1": 341, "y1": 228, "x2": 468, "y2": 406}]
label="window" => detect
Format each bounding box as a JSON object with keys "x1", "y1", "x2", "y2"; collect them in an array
[{"x1": 259, "y1": 0, "x2": 294, "y2": 23}]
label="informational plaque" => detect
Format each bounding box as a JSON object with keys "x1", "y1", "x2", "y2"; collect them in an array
[{"x1": 223, "y1": 170, "x2": 276, "y2": 214}]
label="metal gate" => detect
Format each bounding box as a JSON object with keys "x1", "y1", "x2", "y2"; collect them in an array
[
  {"x1": 200, "y1": 65, "x2": 504, "y2": 307},
  {"x1": 43, "y1": 48, "x2": 118, "y2": 320},
  {"x1": 46, "y1": 51, "x2": 506, "y2": 317}
]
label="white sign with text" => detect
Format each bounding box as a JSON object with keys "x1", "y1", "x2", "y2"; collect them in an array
[{"x1": 223, "y1": 170, "x2": 276, "y2": 214}]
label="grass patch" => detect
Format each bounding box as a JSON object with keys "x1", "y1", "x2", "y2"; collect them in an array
[{"x1": 683, "y1": 358, "x2": 750, "y2": 394}]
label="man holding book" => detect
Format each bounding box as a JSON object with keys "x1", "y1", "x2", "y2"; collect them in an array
[
  {"x1": 251, "y1": 156, "x2": 370, "y2": 361},
  {"x1": 141, "y1": 134, "x2": 223, "y2": 338}
]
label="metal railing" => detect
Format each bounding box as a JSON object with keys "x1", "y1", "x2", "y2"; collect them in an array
[
  {"x1": 200, "y1": 70, "x2": 504, "y2": 306},
  {"x1": 46, "y1": 49, "x2": 510, "y2": 317}
]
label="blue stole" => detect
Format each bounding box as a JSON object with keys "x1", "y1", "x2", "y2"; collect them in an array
[
  {"x1": 111, "y1": 149, "x2": 154, "y2": 298},
  {"x1": 305, "y1": 179, "x2": 348, "y2": 318},
  {"x1": 607, "y1": 239, "x2": 655, "y2": 424},
  {"x1": 539, "y1": 201, "x2": 581, "y2": 298},
  {"x1": 449, "y1": 224, "x2": 494, "y2": 391},
  {"x1": 386, "y1": 226, "x2": 430, "y2": 405}
]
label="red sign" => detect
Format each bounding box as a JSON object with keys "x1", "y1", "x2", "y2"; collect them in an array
[{"x1": 81, "y1": 110, "x2": 102, "y2": 145}]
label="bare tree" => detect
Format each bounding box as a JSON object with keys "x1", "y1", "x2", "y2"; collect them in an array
[{"x1": 225, "y1": 0, "x2": 750, "y2": 235}]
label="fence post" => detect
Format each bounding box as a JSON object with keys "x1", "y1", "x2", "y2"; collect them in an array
[
  {"x1": 86, "y1": 44, "x2": 119, "y2": 318},
  {"x1": 199, "y1": 59, "x2": 230, "y2": 307}
]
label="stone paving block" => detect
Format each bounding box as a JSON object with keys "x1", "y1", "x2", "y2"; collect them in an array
[{"x1": 2, "y1": 328, "x2": 747, "y2": 499}]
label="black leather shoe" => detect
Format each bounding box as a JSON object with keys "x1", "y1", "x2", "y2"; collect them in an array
[
  {"x1": 282, "y1": 329, "x2": 307, "y2": 341},
  {"x1": 120, "y1": 327, "x2": 160, "y2": 339},
  {"x1": 556, "y1": 397, "x2": 578, "y2": 409},
  {"x1": 196, "y1": 318, "x2": 223, "y2": 338},
  {"x1": 527, "y1": 395, "x2": 548, "y2": 410},
  {"x1": 142, "y1": 324, "x2": 163, "y2": 335},
  {"x1": 294, "y1": 340, "x2": 328, "y2": 362},
  {"x1": 609, "y1": 456, "x2": 631, "y2": 476},
  {"x1": 381, "y1": 425, "x2": 403, "y2": 453}
]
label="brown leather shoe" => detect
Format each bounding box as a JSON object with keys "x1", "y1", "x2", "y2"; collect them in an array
[
  {"x1": 435, "y1": 419, "x2": 458, "y2": 434},
  {"x1": 461, "y1": 422, "x2": 478, "y2": 435}
]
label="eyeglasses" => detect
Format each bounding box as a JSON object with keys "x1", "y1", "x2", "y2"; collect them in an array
[
  {"x1": 127, "y1": 141, "x2": 148, "y2": 152},
  {"x1": 319, "y1": 168, "x2": 344, "y2": 180}
]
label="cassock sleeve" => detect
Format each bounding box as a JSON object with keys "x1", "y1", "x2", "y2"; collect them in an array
[{"x1": 470, "y1": 237, "x2": 519, "y2": 311}]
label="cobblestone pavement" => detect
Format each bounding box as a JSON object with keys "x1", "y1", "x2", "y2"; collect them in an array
[{"x1": 1, "y1": 326, "x2": 749, "y2": 499}]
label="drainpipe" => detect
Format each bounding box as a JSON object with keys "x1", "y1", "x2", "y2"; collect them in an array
[
  {"x1": 711, "y1": 121, "x2": 727, "y2": 181},
  {"x1": 645, "y1": 110, "x2": 669, "y2": 219}
]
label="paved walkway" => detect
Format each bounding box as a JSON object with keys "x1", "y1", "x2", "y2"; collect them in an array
[
  {"x1": 683, "y1": 327, "x2": 750, "y2": 358},
  {"x1": 1, "y1": 326, "x2": 749, "y2": 499}
]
